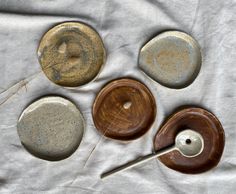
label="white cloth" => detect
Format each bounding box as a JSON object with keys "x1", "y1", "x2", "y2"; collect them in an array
[{"x1": 0, "y1": 0, "x2": 235, "y2": 193}]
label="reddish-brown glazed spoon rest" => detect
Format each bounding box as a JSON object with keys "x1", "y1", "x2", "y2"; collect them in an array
[
  {"x1": 92, "y1": 78, "x2": 156, "y2": 141},
  {"x1": 154, "y1": 107, "x2": 225, "y2": 174}
]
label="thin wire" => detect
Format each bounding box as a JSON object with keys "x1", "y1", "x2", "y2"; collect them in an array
[{"x1": 83, "y1": 106, "x2": 124, "y2": 168}]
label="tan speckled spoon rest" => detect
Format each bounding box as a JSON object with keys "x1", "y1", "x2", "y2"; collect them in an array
[{"x1": 38, "y1": 22, "x2": 106, "y2": 88}]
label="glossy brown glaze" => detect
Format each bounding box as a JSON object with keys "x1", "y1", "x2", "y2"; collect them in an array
[
  {"x1": 93, "y1": 78, "x2": 156, "y2": 141},
  {"x1": 154, "y1": 107, "x2": 225, "y2": 174}
]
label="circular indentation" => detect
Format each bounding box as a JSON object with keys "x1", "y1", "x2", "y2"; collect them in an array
[
  {"x1": 92, "y1": 78, "x2": 156, "y2": 141},
  {"x1": 38, "y1": 22, "x2": 106, "y2": 87},
  {"x1": 139, "y1": 31, "x2": 201, "y2": 89},
  {"x1": 186, "y1": 139, "x2": 191, "y2": 144},
  {"x1": 17, "y1": 96, "x2": 85, "y2": 161},
  {"x1": 175, "y1": 130, "x2": 204, "y2": 158},
  {"x1": 154, "y1": 107, "x2": 225, "y2": 174}
]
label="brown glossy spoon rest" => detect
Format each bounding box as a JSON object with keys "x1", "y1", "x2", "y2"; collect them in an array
[
  {"x1": 92, "y1": 78, "x2": 156, "y2": 141},
  {"x1": 154, "y1": 107, "x2": 225, "y2": 174}
]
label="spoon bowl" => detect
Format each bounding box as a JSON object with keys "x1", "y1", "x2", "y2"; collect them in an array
[{"x1": 175, "y1": 129, "x2": 204, "y2": 157}]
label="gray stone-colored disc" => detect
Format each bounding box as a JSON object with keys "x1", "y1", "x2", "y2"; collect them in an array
[
  {"x1": 139, "y1": 31, "x2": 201, "y2": 89},
  {"x1": 17, "y1": 96, "x2": 84, "y2": 161}
]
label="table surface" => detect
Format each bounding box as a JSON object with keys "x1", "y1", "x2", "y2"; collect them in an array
[{"x1": 0, "y1": 0, "x2": 235, "y2": 193}]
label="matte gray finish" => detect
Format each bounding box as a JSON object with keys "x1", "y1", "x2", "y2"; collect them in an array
[
  {"x1": 17, "y1": 96, "x2": 85, "y2": 161},
  {"x1": 139, "y1": 31, "x2": 202, "y2": 89}
]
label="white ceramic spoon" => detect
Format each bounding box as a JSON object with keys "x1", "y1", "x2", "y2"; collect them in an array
[{"x1": 101, "y1": 129, "x2": 204, "y2": 179}]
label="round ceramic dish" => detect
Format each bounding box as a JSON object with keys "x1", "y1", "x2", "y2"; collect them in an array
[
  {"x1": 17, "y1": 96, "x2": 85, "y2": 161},
  {"x1": 92, "y1": 78, "x2": 156, "y2": 141},
  {"x1": 154, "y1": 107, "x2": 225, "y2": 174},
  {"x1": 38, "y1": 22, "x2": 106, "y2": 87},
  {"x1": 139, "y1": 31, "x2": 201, "y2": 89}
]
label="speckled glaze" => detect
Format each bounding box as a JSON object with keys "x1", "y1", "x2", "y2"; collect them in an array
[
  {"x1": 139, "y1": 31, "x2": 201, "y2": 89},
  {"x1": 17, "y1": 96, "x2": 85, "y2": 161},
  {"x1": 38, "y1": 22, "x2": 106, "y2": 87}
]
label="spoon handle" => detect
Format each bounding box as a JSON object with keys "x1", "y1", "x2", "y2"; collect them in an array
[{"x1": 101, "y1": 145, "x2": 176, "y2": 179}]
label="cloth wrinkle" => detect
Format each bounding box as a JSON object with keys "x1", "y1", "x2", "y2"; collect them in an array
[{"x1": 0, "y1": 0, "x2": 235, "y2": 193}]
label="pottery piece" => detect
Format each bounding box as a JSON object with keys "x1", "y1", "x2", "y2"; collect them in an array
[
  {"x1": 38, "y1": 22, "x2": 106, "y2": 87},
  {"x1": 139, "y1": 31, "x2": 201, "y2": 89},
  {"x1": 92, "y1": 78, "x2": 156, "y2": 141},
  {"x1": 101, "y1": 129, "x2": 204, "y2": 179},
  {"x1": 154, "y1": 107, "x2": 225, "y2": 173},
  {"x1": 17, "y1": 96, "x2": 85, "y2": 161}
]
